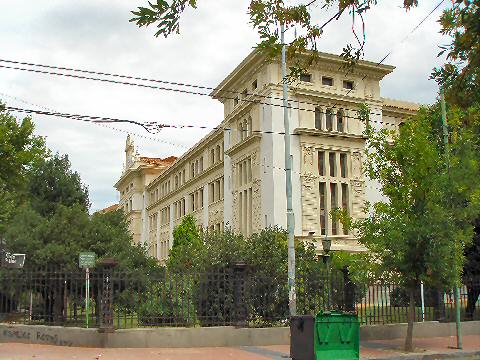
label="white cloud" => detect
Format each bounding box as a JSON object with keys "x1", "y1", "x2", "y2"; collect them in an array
[{"x1": 0, "y1": 0, "x2": 447, "y2": 211}]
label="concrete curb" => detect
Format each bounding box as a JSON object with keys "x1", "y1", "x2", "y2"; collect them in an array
[
  {"x1": 365, "y1": 350, "x2": 480, "y2": 360},
  {"x1": 1, "y1": 321, "x2": 479, "y2": 349}
]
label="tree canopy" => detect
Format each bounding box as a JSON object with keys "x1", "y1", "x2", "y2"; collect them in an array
[
  {"x1": 130, "y1": 1, "x2": 478, "y2": 93},
  {"x1": 0, "y1": 103, "x2": 47, "y2": 233},
  {"x1": 341, "y1": 103, "x2": 480, "y2": 350}
]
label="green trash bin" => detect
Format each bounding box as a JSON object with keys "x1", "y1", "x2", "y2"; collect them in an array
[{"x1": 314, "y1": 311, "x2": 359, "y2": 360}]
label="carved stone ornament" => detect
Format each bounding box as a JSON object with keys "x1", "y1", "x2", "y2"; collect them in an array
[
  {"x1": 352, "y1": 152, "x2": 362, "y2": 179},
  {"x1": 251, "y1": 151, "x2": 258, "y2": 165},
  {"x1": 302, "y1": 173, "x2": 316, "y2": 191},
  {"x1": 351, "y1": 179, "x2": 364, "y2": 195},
  {"x1": 303, "y1": 146, "x2": 313, "y2": 166}
]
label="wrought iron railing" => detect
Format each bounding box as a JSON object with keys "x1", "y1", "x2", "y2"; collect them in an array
[{"x1": 1, "y1": 267, "x2": 479, "y2": 329}]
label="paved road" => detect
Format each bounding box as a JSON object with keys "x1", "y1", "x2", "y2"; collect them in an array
[{"x1": 1, "y1": 335, "x2": 479, "y2": 359}]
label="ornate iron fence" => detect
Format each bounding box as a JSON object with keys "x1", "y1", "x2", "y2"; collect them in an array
[{"x1": 1, "y1": 267, "x2": 479, "y2": 329}]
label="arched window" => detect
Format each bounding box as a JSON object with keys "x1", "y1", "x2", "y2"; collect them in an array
[
  {"x1": 315, "y1": 107, "x2": 322, "y2": 130},
  {"x1": 337, "y1": 111, "x2": 344, "y2": 133},
  {"x1": 326, "y1": 109, "x2": 333, "y2": 131}
]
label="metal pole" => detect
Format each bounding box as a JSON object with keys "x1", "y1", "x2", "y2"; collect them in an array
[
  {"x1": 86, "y1": 267, "x2": 90, "y2": 328},
  {"x1": 441, "y1": 88, "x2": 462, "y2": 349},
  {"x1": 455, "y1": 287, "x2": 463, "y2": 349},
  {"x1": 420, "y1": 281, "x2": 425, "y2": 322},
  {"x1": 281, "y1": 23, "x2": 296, "y2": 316}
]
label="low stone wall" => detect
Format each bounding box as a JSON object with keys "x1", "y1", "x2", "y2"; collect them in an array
[{"x1": 1, "y1": 321, "x2": 479, "y2": 348}]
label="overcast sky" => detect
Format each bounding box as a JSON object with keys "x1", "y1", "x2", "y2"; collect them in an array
[{"x1": 0, "y1": 0, "x2": 448, "y2": 212}]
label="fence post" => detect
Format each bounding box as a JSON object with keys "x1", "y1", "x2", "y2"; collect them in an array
[
  {"x1": 434, "y1": 288, "x2": 446, "y2": 322},
  {"x1": 233, "y1": 262, "x2": 248, "y2": 327},
  {"x1": 98, "y1": 258, "x2": 117, "y2": 333}
]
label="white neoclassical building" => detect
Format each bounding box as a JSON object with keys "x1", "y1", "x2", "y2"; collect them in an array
[{"x1": 114, "y1": 50, "x2": 419, "y2": 263}]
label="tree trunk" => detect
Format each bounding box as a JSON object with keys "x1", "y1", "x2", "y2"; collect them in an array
[{"x1": 404, "y1": 288, "x2": 415, "y2": 352}]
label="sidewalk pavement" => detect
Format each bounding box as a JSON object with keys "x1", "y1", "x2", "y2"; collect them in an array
[{"x1": 1, "y1": 335, "x2": 479, "y2": 359}]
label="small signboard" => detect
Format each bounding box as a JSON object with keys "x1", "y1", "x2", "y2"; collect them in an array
[
  {"x1": 1, "y1": 252, "x2": 26, "y2": 268},
  {"x1": 79, "y1": 252, "x2": 96, "y2": 268}
]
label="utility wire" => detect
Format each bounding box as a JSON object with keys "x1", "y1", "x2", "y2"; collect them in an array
[
  {"x1": 0, "y1": 1, "x2": 441, "y2": 112},
  {"x1": 0, "y1": 62, "x2": 389, "y2": 117},
  {"x1": 5, "y1": 105, "x2": 401, "y2": 138},
  {"x1": 0, "y1": 92, "x2": 189, "y2": 148},
  {"x1": 329, "y1": 0, "x2": 445, "y2": 113}
]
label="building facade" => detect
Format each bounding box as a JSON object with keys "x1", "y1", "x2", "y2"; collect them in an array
[{"x1": 114, "y1": 51, "x2": 419, "y2": 262}]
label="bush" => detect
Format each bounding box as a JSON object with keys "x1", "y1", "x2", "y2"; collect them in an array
[{"x1": 137, "y1": 275, "x2": 196, "y2": 327}]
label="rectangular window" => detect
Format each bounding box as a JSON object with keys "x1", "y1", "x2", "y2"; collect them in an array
[
  {"x1": 252, "y1": 79, "x2": 258, "y2": 90},
  {"x1": 330, "y1": 183, "x2": 338, "y2": 235},
  {"x1": 343, "y1": 80, "x2": 354, "y2": 90},
  {"x1": 242, "y1": 89, "x2": 248, "y2": 98},
  {"x1": 329, "y1": 152, "x2": 336, "y2": 177},
  {"x1": 322, "y1": 76, "x2": 333, "y2": 86},
  {"x1": 300, "y1": 73, "x2": 312, "y2": 82},
  {"x1": 318, "y1": 151, "x2": 325, "y2": 176},
  {"x1": 220, "y1": 177, "x2": 224, "y2": 199},
  {"x1": 342, "y1": 183, "x2": 349, "y2": 235},
  {"x1": 337, "y1": 111, "x2": 344, "y2": 133},
  {"x1": 209, "y1": 182, "x2": 214, "y2": 203},
  {"x1": 199, "y1": 157, "x2": 204, "y2": 173},
  {"x1": 216, "y1": 180, "x2": 221, "y2": 201},
  {"x1": 326, "y1": 109, "x2": 333, "y2": 131},
  {"x1": 315, "y1": 107, "x2": 322, "y2": 130},
  {"x1": 234, "y1": 96, "x2": 239, "y2": 106},
  {"x1": 340, "y1": 153, "x2": 347, "y2": 178},
  {"x1": 319, "y1": 182, "x2": 326, "y2": 235}
]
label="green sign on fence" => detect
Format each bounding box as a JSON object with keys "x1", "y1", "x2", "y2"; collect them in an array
[{"x1": 79, "y1": 252, "x2": 96, "y2": 268}]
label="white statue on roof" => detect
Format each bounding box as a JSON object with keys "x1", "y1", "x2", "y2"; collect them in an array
[{"x1": 125, "y1": 135, "x2": 137, "y2": 169}]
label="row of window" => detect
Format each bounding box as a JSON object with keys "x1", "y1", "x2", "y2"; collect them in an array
[
  {"x1": 155, "y1": 177, "x2": 225, "y2": 224},
  {"x1": 150, "y1": 144, "x2": 224, "y2": 205},
  {"x1": 314, "y1": 108, "x2": 346, "y2": 133},
  {"x1": 300, "y1": 73, "x2": 354, "y2": 90},
  {"x1": 190, "y1": 188, "x2": 204, "y2": 212},
  {"x1": 208, "y1": 222, "x2": 225, "y2": 233},
  {"x1": 121, "y1": 182, "x2": 134, "y2": 197},
  {"x1": 122, "y1": 198, "x2": 133, "y2": 213},
  {"x1": 209, "y1": 143, "x2": 223, "y2": 166},
  {"x1": 237, "y1": 157, "x2": 253, "y2": 237},
  {"x1": 160, "y1": 207, "x2": 170, "y2": 226},
  {"x1": 319, "y1": 182, "x2": 349, "y2": 236},
  {"x1": 148, "y1": 212, "x2": 158, "y2": 231},
  {"x1": 233, "y1": 78, "x2": 259, "y2": 107},
  {"x1": 173, "y1": 198, "x2": 186, "y2": 220},
  {"x1": 318, "y1": 151, "x2": 348, "y2": 178},
  {"x1": 209, "y1": 177, "x2": 224, "y2": 204}
]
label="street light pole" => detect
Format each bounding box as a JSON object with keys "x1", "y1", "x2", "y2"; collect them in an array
[{"x1": 281, "y1": 22, "x2": 296, "y2": 316}]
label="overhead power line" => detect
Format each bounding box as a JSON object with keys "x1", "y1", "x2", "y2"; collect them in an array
[
  {"x1": 5, "y1": 105, "x2": 400, "y2": 138},
  {"x1": 0, "y1": 0, "x2": 444, "y2": 116},
  {"x1": 0, "y1": 63, "x2": 380, "y2": 116},
  {"x1": 0, "y1": 92, "x2": 189, "y2": 148},
  {"x1": 329, "y1": 0, "x2": 445, "y2": 113}
]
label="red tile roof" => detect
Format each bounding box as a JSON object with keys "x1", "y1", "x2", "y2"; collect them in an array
[
  {"x1": 96, "y1": 203, "x2": 120, "y2": 214},
  {"x1": 140, "y1": 156, "x2": 177, "y2": 167}
]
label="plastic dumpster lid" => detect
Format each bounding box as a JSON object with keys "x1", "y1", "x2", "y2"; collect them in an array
[{"x1": 316, "y1": 310, "x2": 357, "y2": 317}]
